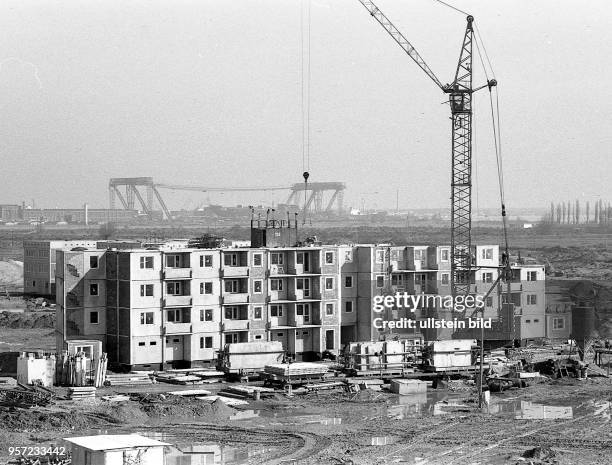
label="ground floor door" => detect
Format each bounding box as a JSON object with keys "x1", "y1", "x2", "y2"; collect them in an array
[{"x1": 165, "y1": 336, "x2": 183, "y2": 361}]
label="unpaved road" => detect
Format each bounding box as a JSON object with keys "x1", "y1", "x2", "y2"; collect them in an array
[{"x1": 1, "y1": 377, "x2": 612, "y2": 464}]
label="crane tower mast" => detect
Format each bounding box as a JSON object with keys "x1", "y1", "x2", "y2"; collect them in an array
[{"x1": 357, "y1": 0, "x2": 495, "y2": 297}]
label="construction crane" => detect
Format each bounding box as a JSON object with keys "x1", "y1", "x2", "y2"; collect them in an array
[{"x1": 356, "y1": 0, "x2": 497, "y2": 298}]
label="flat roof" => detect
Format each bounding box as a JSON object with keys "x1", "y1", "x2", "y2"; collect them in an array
[{"x1": 64, "y1": 434, "x2": 170, "y2": 451}]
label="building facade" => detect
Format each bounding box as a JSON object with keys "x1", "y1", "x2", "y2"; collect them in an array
[
  {"x1": 55, "y1": 240, "x2": 546, "y2": 370},
  {"x1": 24, "y1": 240, "x2": 98, "y2": 296}
]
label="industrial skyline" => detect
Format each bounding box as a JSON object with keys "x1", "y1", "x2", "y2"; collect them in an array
[{"x1": 0, "y1": 0, "x2": 610, "y2": 211}]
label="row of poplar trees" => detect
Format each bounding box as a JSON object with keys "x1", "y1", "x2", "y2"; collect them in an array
[{"x1": 549, "y1": 200, "x2": 612, "y2": 225}]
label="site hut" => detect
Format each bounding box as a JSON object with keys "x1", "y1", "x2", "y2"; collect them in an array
[{"x1": 64, "y1": 434, "x2": 170, "y2": 465}]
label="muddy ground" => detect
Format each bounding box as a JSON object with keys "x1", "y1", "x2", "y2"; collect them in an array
[{"x1": 1, "y1": 376, "x2": 612, "y2": 464}]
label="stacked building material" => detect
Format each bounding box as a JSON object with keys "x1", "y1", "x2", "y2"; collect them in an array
[
  {"x1": 104, "y1": 372, "x2": 152, "y2": 386},
  {"x1": 155, "y1": 373, "x2": 206, "y2": 385},
  {"x1": 264, "y1": 363, "x2": 328, "y2": 377},
  {"x1": 68, "y1": 386, "x2": 96, "y2": 400},
  {"x1": 92, "y1": 353, "x2": 108, "y2": 388}
]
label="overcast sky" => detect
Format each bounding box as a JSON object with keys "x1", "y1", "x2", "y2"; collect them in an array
[{"x1": 0, "y1": 0, "x2": 610, "y2": 211}]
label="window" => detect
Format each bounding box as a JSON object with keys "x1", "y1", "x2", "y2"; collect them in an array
[
  {"x1": 271, "y1": 253, "x2": 284, "y2": 265},
  {"x1": 166, "y1": 282, "x2": 181, "y2": 295},
  {"x1": 254, "y1": 306, "x2": 263, "y2": 319},
  {"x1": 200, "y1": 282, "x2": 213, "y2": 294},
  {"x1": 525, "y1": 319, "x2": 531, "y2": 323},
  {"x1": 225, "y1": 307, "x2": 240, "y2": 319},
  {"x1": 325, "y1": 277, "x2": 334, "y2": 290},
  {"x1": 441, "y1": 249, "x2": 449, "y2": 261},
  {"x1": 166, "y1": 255, "x2": 181, "y2": 267},
  {"x1": 253, "y1": 253, "x2": 262, "y2": 266},
  {"x1": 441, "y1": 273, "x2": 450, "y2": 285},
  {"x1": 553, "y1": 318, "x2": 565, "y2": 330},
  {"x1": 326, "y1": 330, "x2": 334, "y2": 350},
  {"x1": 253, "y1": 280, "x2": 263, "y2": 293},
  {"x1": 486, "y1": 296, "x2": 493, "y2": 307},
  {"x1": 200, "y1": 309, "x2": 213, "y2": 321},
  {"x1": 139, "y1": 342, "x2": 146, "y2": 347},
  {"x1": 345, "y1": 301, "x2": 353, "y2": 313},
  {"x1": 140, "y1": 284, "x2": 154, "y2": 297},
  {"x1": 391, "y1": 275, "x2": 404, "y2": 286},
  {"x1": 271, "y1": 305, "x2": 283, "y2": 317},
  {"x1": 225, "y1": 333, "x2": 239, "y2": 344},
  {"x1": 296, "y1": 253, "x2": 304, "y2": 265},
  {"x1": 224, "y1": 253, "x2": 239, "y2": 266},
  {"x1": 140, "y1": 312, "x2": 154, "y2": 325},
  {"x1": 325, "y1": 251, "x2": 334, "y2": 264},
  {"x1": 90, "y1": 311, "x2": 99, "y2": 324},
  {"x1": 89, "y1": 283, "x2": 98, "y2": 296},
  {"x1": 89, "y1": 256, "x2": 98, "y2": 269},
  {"x1": 376, "y1": 250, "x2": 384, "y2": 263},
  {"x1": 344, "y1": 250, "x2": 353, "y2": 262},
  {"x1": 200, "y1": 255, "x2": 213, "y2": 267},
  {"x1": 271, "y1": 279, "x2": 283, "y2": 291},
  {"x1": 296, "y1": 278, "x2": 310, "y2": 296},
  {"x1": 296, "y1": 304, "x2": 310, "y2": 321},
  {"x1": 345, "y1": 276, "x2": 353, "y2": 288},
  {"x1": 167, "y1": 309, "x2": 181, "y2": 323},
  {"x1": 527, "y1": 271, "x2": 537, "y2": 281},
  {"x1": 254, "y1": 334, "x2": 263, "y2": 340},
  {"x1": 482, "y1": 248, "x2": 493, "y2": 260},
  {"x1": 482, "y1": 272, "x2": 493, "y2": 283},
  {"x1": 225, "y1": 280, "x2": 240, "y2": 293},
  {"x1": 140, "y1": 256, "x2": 154, "y2": 269},
  {"x1": 205, "y1": 337, "x2": 213, "y2": 348},
  {"x1": 527, "y1": 294, "x2": 538, "y2": 305},
  {"x1": 376, "y1": 275, "x2": 384, "y2": 288},
  {"x1": 326, "y1": 303, "x2": 334, "y2": 315},
  {"x1": 150, "y1": 341, "x2": 157, "y2": 346},
  {"x1": 534, "y1": 319, "x2": 539, "y2": 323},
  {"x1": 277, "y1": 332, "x2": 284, "y2": 337}
]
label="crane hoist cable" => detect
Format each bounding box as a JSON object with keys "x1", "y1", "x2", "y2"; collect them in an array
[{"x1": 300, "y1": 0, "x2": 312, "y2": 225}]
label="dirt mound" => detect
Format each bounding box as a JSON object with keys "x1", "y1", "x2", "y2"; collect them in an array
[
  {"x1": 0, "y1": 312, "x2": 55, "y2": 329},
  {"x1": 0, "y1": 407, "x2": 105, "y2": 432}
]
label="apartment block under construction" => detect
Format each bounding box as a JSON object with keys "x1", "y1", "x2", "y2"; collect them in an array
[{"x1": 53, "y1": 221, "x2": 545, "y2": 370}]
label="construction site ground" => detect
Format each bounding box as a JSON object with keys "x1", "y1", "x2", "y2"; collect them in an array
[{"x1": 0, "y1": 376, "x2": 611, "y2": 464}]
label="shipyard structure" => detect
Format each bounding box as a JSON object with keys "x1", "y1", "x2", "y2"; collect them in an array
[{"x1": 36, "y1": 221, "x2": 545, "y2": 370}]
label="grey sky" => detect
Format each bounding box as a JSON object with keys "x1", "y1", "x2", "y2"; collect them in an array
[{"x1": 0, "y1": 0, "x2": 610, "y2": 211}]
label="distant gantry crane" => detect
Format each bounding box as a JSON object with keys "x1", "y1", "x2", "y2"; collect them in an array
[
  {"x1": 356, "y1": 0, "x2": 497, "y2": 297},
  {"x1": 108, "y1": 177, "x2": 346, "y2": 222}
]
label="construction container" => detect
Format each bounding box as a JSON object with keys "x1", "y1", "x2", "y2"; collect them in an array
[
  {"x1": 219, "y1": 341, "x2": 284, "y2": 375},
  {"x1": 17, "y1": 353, "x2": 56, "y2": 387},
  {"x1": 342, "y1": 338, "x2": 423, "y2": 376},
  {"x1": 390, "y1": 379, "x2": 427, "y2": 395},
  {"x1": 423, "y1": 339, "x2": 475, "y2": 371}
]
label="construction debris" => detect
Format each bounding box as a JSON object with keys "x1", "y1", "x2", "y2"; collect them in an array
[
  {"x1": 104, "y1": 372, "x2": 152, "y2": 386},
  {"x1": 68, "y1": 386, "x2": 96, "y2": 400}
]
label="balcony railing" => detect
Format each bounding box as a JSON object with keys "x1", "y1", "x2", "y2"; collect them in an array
[
  {"x1": 222, "y1": 320, "x2": 250, "y2": 331},
  {"x1": 164, "y1": 322, "x2": 192, "y2": 334},
  {"x1": 163, "y1": 268, "x2": 192, "y2": 279},
  {"x1": 221, "y1": 267, "x2": 249, "y2": 277},
  {"x1": 163, "y1": 295, "x2": 192, "y2": 307},
  {"x1": 222, "y1": 293, "x2": 249, "y2": 304}
]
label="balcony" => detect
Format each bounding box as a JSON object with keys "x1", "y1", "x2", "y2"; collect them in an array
[
  {"x1": 163, "y1": 268, "x2": 192, "y2": 279},
  {"x1": 221, "y1": 267, "x2": 249, "y2": 278},
  {"x1": 164, "y1": 295, "x2": 193, "y2": 307},
  {"x1": 290, "y1": 290, "x2": 317, "y2": 301},
  {"x1": 164, "y1": 322, "x2": 192, "y2": 334},
  {"x1": 222, "y1": 293, "x2": 249, "y2": 304},
  {"x1": 269, "y1": 265, "x2": 286, "y2": 275},
  {"x1": 222, "y1": 320, "x2": 250, "y2": 331}
]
